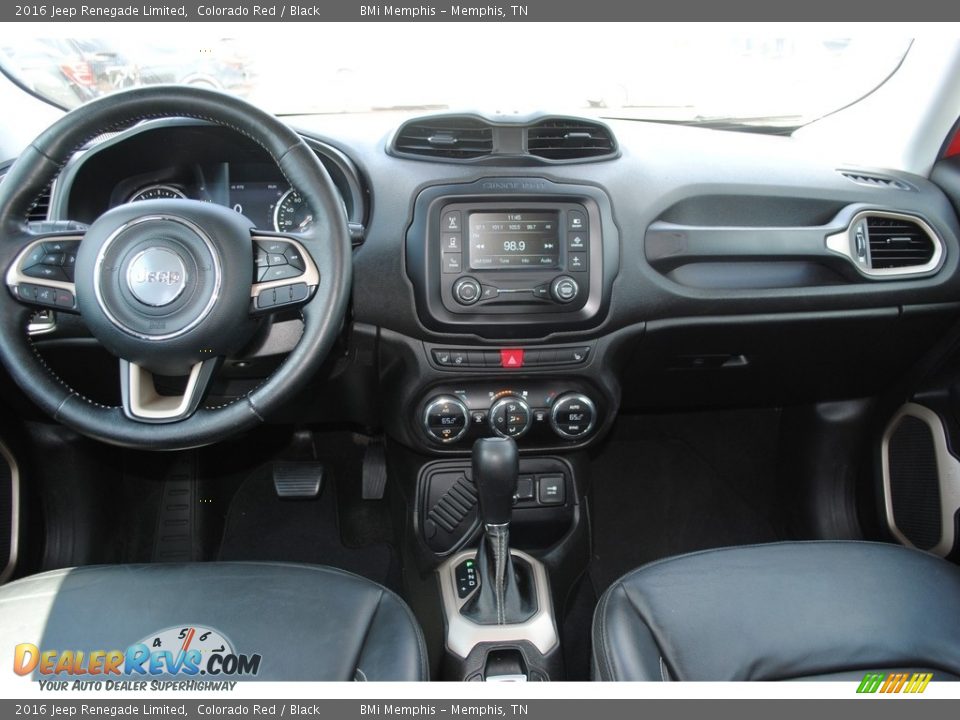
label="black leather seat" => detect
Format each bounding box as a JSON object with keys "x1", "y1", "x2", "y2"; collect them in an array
[
  {"x1": 592, "y1": 541, "x2": 960, "y2": 681},
  {"x1": 0, "y1": 562, "x2": 427, "y2": 681}
]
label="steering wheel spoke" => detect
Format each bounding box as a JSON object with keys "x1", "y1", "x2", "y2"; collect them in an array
[
  {"x1": 249, "y1": 232, "x2": 320, "y2": 314},
  {"x1": 119, "y1": 357, "x2": 220, "y2": 423},
  {"x1": 5, "y1": 232, "x2": 83, "y2": 313}
]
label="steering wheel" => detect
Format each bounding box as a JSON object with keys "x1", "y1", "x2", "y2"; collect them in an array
[{"x1": 0, "y1": 86, "x2": 352, "y2": 450}]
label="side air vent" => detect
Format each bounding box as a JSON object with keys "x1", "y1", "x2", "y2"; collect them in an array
[
  {"x1": 840, "y1": 171, "x2": 913, "y2": 191},
  {"x1": 26, "y1": 183, "x2": 53, "y2": 222},
  {"x1": 392, "y1": 117, "x2": 493, "y2": 160},
  {"x1": 826, "y1": 210, "x2": 943, "y2": 278},
  {"x1": 527, "y1": 119, "x2": 617, "y2": 160},
  {"x1": 864, "y1": 215, "x2": 937, "y2": 269}
]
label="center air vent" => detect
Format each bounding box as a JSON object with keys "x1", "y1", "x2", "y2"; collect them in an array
[
  {"x1": 527, "y1": 119, "x2": 617, "y2": 160},
  {"x1": 827, "y1": 210, "x2": 943, "y2": 278},
  {"x1": 392, "y1": 117, "x2": 493, "y2": 160}
]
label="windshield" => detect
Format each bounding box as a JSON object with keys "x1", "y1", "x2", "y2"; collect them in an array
[{"x1": 0, "y1": 28, "x2": 912, "y2": 130}]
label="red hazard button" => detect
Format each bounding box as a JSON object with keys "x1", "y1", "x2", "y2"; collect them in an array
[{"x1": 500, "y1": 348, "x2": 524, "y2": 369}]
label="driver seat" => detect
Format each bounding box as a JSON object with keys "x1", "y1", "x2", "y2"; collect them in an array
[{"x1": 0, "y1": 562, "x2": 427, "y2": 681}]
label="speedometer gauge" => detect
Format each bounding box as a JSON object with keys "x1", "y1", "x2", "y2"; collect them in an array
[
  {"x1": 129, "y1": 184, "x2": 187, "y2": 202},
  {"x1": 273, "y1": 189, "x2": 313, "y2": 233}
]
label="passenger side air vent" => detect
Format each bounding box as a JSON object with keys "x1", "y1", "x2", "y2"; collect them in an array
[
  {"x1": 827, "y1": 210, "x2": 943, "y2": 278},
  {"x1": 392, "y1": 117, "x2": 493, "y2": 160},
  {"x1": 864, "y1": 215, "x2": 937, "y2": 269},
  {"x1": 526, "y1": 119, "x2": 617, "y2": 160},
  {"x1": 840, "y1": 171, "x2": 912, "y2": 191}
]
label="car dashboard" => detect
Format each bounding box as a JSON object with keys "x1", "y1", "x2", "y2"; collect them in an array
[{"x1": 7, "y1": 109, "x2": 960, "y2": 459}]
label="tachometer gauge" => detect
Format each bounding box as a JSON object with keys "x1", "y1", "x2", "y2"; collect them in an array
[
  {"x1": 273, "y1": 189, "x2": 313, "y2": 233},
  {"x1": 129, "y1": 184, "x2": 187, "y2": 202}
]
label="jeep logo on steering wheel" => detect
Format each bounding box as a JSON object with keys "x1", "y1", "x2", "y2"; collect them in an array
[
  {"x1": 126, "y1": 247, "x2": 188, "y2": 307},
  {"x1": 133, "y1": 268, "x2": 183, "y2": 285}
]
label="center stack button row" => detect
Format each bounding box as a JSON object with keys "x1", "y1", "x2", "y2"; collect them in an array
[{"x1": 430, "y1": 345, "x2": 592, "y2": 369}]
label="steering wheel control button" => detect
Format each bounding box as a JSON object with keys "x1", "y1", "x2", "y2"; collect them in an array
[
  {"x1": 54, "y1": 289, "x2": 75, "y2": 308},
  {"x1": 423, "y1": 396, "x2": 470, "y2": 443},
  {"x1": 551, "y1": 276, "x2": 579, "y2": 303},
  {"x1": 37, "y1": 287, "x2": 55, "y2": 305},
  {"x1": 500, "y1": 348, "x2": 524, "y2": 369},
  {"x1": 126, "y1": 248, "x2": 188, "y2": 307},
  {"x1": 550, "y1": 393, "x2": 597, "y2": 439},
  {"x1": 538, "y1": 475, "x2": 565, "y2": 505},
  {"x1": 22, "y1": 245, "x2": 47, "y2": 268},
  {"x1": 489, "y1": 397, "x2": 532, "y2": 439},
  {"x1": 23, "y1": 264, "x2": 67, "y2": 281},
  {"x1": 284, "y1": 246, "x2": 305, "y2": 270},
  {"x1": 261, "y1": 264, "x2": 302, "y2": 282},
  {"x1": 454, "y1": 277, "x2": 481, "y2": 305},
  {"x1": 257, "y1": 240, "x2": 289, "y2": 255},
  {"x1": 17, "y1": 284, "x2": 73, "y2": 309},
  {"x1": 256, "y1": 282, "x2": 309, "y2": 310}
]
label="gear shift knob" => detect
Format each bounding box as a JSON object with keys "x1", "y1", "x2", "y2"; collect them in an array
[{"x1": 472, "y1": 436, "x2": 519, "y2": 527}]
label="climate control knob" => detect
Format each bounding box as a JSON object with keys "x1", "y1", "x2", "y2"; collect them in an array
[
  {"x1": 488, "y1": 396, "x2": 532, "y2": 439},
  {"x1": 453, "y1": 277, "x2": 482, "y2": 305},
  {"x1": 550, "y1": 393, "x2": 596, "y2": 439},
  {"x1": 423, "y1": 395, "x2": 470, "y2": 443},
  {"x1": 550, "y1": 275, "x2": 579, "y2": 303}
]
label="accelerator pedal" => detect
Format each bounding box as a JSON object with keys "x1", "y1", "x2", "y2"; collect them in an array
[{"x1": 362, "y1": 438, "x2": 388, "y2": 500}]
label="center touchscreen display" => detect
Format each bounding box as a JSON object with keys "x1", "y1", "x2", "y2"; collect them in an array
[{"x1": 468, "y1": 212, "x2": 560, "y2": 269}]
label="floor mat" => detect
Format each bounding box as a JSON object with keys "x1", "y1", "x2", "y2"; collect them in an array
[
  {"x1": 217, "y1": 439, "x2": 399, "y2": 593},
  {"x1": 588, "y1": 409, "x2": 785, "y2": 595}
]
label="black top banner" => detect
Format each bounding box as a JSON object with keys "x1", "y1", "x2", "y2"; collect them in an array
[{"x1": 4, "y1": 0, "x2": 960, "y2": 21}]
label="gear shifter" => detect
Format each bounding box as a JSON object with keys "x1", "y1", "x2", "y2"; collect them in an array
[
  {"x1": 474, "y1": 435, "x2": 518, "y2": 527},
  {"x1": 461, "y1": 437, "x2": 536, "y2": 625}
]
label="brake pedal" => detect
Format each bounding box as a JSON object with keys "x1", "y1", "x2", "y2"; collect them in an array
[{"x1": 273, "y1": 462, "x2": 324, "y2": 499}]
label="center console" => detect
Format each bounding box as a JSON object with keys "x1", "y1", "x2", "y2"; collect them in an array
[{"x1": 392, "y1": 177, "x2": 619, "y2": 680}]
